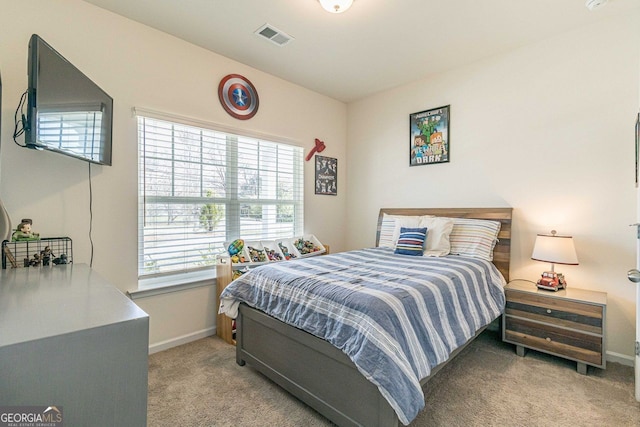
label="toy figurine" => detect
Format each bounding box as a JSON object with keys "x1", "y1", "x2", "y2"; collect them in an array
[
  {"x1": 230, "y1": 254, "x2": 246, "y2": 264},
  {"x1": 265, "y1": 247, "x2": 282, "y2": 261},
  {"x1": 11, "y1": 218, "x2": 40, "y2": 242},
  {"x1": 278, "y1": 242, "x2": 296, "y2": 260},
  {"x1": 294, "y1": 238, "x2": 321, "y2": 255},
  {"x1": 247, "y1": 246, "x2": 267, "y2": 262},
  {"x1": 41, "y1": 246, "x2": 53, "y2": 266},
  {"x1": 29, "y1": 253, "x2": 42, "y2": 267},
  {"x1": 53, "y1": 253, "x2": 68, "y2": 265},
  {"x1": 228, "y1": 239, "x2": 244, "y2": 256},
  {"x1": 232, "y1": 267, "x2": 249, "y2": 281}
]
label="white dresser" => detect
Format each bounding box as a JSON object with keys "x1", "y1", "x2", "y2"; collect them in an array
[{"x1": 0, "y1": 264, "x2": 149, "y2": 426}]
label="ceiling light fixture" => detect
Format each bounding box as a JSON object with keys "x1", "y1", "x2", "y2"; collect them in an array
[
  {"x1": 318, "y1": 0, "x2": 353, "y2": 14},
  {"x1": 585, "y1": 0, "x2": 608, "y2": 11}
]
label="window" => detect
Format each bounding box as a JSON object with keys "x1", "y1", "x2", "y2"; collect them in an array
[{"x1": 137, "y1": 114, "x2": 304, "y2": 280}]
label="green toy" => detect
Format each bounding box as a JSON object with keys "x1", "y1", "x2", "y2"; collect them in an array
[{"x1": 11, "y1": 218, "x2": 40, "y2": 242}]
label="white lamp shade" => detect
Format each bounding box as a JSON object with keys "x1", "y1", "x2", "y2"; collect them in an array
[
  {"x1": 531, "y1": 234, "x2": 579, "y2": 265},
  {"x1": 318, "y1": 0, "x2": 354, "y2": 13}
]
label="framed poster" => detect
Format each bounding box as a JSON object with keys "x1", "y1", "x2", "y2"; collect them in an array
[
  {"x1": 409, "y1": 105, "x2": 450, "y2": 166},
  {"x1": 315, "y1": 155, "x2": 337, "y2": 195}
]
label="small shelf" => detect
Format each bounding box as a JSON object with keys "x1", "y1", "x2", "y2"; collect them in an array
[
  {"x1": 227, "y1": 235, "x2": 326, "y2": 266},
  {"x1": 216, "y1": 243, "x2": 329, "y2": 345}
]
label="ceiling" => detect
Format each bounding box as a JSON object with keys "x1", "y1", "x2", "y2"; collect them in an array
[{"x1": 82, "y1": 0, "x2": 639, "y2": 103}]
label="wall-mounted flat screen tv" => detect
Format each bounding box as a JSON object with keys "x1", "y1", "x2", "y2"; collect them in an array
[{"x1": 25, "y1": 34, "x2": 113, "y2": 166}]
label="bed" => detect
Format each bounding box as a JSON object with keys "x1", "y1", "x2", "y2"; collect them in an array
[{"x1": 218, "y1": 207, "x2": 512, "y2": 426}]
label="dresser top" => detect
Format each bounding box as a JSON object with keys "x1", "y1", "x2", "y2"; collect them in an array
[
  {"x1": 506, "y1": 280, "x2": 607, "y2": 305},
  {"x1": 0, "y1": 264, "x2": 148, "y2": 347}
]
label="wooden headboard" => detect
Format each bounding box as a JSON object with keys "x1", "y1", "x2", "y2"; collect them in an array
[{"x1": 376, "y1": 208, "x2": 513, "y2": 282}]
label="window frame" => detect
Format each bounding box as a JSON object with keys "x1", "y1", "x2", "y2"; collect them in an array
[{"x1": 134, "y1": 108, "x2": 304, "y2": 288}]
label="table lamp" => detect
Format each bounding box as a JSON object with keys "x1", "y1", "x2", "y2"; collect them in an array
[{"x1": 531, "y1": 230, "x2": 578, "y2": 291}]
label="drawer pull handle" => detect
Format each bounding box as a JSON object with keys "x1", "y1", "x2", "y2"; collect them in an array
[
  {"x1": 546, "y1": 309, "x2": 552, "y2": 314},
  {"x1": 546, "y1": 337, "x2": 552, "y2": 342}
]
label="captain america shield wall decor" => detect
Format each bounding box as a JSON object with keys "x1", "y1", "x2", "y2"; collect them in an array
[{"x1": 218, "y1": 74, "x2": 259, "y2": 120}]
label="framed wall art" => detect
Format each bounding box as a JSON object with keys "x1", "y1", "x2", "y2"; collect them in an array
[
  {"x1": 315, "y1": 155, "x2": 337, "y2": 196},
  {"x1": 409, "y1": 105, "x2": 450, "y2": 166}
]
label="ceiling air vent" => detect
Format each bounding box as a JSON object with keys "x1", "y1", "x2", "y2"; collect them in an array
[{"x1": 254, "y1": 24, "x2": 294, "y2": 47}]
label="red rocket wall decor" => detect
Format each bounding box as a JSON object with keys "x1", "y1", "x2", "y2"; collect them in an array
[{"x1": 306, "y1": 138, "x2": 326, "y2": 161}]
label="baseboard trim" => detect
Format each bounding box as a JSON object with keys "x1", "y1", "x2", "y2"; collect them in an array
[
  {"x1": 606, "y1": 350, "x2": 634, "y2": 367},
  {"x1": 148, "y1": 326, "x2": 635, "y2": 368},
  {"x1": 149, "y1": 327, "x2": 216, "y2": 354}
]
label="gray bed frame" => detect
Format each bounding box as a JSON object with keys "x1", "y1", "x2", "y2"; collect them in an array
[{"x1": 234, "y1": 208, "x2": 513, "y2": 427}]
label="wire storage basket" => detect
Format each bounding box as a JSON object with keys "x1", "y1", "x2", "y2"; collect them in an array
[{"x1": 2, "y1": 237, "x2": 73, "y2": 269}]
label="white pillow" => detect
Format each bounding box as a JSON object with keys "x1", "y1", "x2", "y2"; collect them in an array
[
  {"x1": 418, "y1": 216, "x2": 455, "y2": 256},
  {"x1": 378, "y1": 213, "x2": 399, "y2": 248},
  {"x1": 378, "y1": 214, "x2": 429, "y2": 248}
]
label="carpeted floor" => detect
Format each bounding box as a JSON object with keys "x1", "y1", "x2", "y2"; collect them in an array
[{"x1": 148, "y1": 330, "x2": 640, "y2": 426}]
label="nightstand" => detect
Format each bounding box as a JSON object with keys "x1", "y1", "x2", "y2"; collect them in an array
[{"x1": 502, "y1": 281, "x2": 606, "y2": 375}]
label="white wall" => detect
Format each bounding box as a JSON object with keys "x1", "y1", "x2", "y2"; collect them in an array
[
  {"x1": 0, "y1": 0, "x2": 347, "y2": 348},
  {"x1": 347, "y1": 11, "x2": 640, "y2": 360},
  {"x1": 1, "y1": 1, "x2": 638, "y2": 361}
]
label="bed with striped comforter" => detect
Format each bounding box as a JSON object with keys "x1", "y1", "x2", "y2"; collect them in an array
[{"x1": 219, "y1": 247, "x2": 506, "y2": 425}]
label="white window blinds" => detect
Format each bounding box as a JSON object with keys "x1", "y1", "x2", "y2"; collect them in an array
[
  {"x1": 37, "y1": 110, "x2": 104, "y2": 162},
  {"x1": 137, "y1": 114, "x2": 304, "y2": 279}
]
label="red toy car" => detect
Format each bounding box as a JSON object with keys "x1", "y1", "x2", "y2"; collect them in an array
[{"x1": 536, "y1": 271, "x2": 567, "y2": 291}]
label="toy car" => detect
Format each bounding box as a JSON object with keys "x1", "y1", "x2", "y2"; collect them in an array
[{"x1": 536, "y1": 271, "x2": 567, "y2": 291}]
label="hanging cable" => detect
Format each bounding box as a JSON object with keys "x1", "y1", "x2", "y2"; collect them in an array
[
  {"x1": 88, "y1": 162, "x2": 94, "y2": 267},
  {"x1": 13, "y1": 90, "x2": 28, "y2": 147}
]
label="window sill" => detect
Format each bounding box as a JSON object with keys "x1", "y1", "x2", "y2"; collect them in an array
[{"x1": 128, "y1": 269, "x2": 216, "y2": 300}]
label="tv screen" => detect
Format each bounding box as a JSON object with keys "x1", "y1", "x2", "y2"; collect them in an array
[{"x1": 25, "y1": 34, "x2": 113, "y2": 166}]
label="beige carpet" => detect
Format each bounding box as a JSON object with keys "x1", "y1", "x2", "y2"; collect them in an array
[{"x1": 148, "y1": 330, "x2": 640, "y2": 426}]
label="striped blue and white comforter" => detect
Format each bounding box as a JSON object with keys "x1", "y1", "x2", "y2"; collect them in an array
[{"x1": 219, "y1": 247, "x2": 506, "y2": 425}]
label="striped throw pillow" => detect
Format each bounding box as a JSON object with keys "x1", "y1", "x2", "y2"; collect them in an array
[
  {"x1": 449, "y1": 218, "x2": 501, "y2": 261},
  {"x1": 394, "y1": 227, "x2": 427, "y2": 256}
]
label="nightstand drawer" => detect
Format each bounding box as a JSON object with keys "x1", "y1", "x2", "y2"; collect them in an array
[
  {"x1": 505, "y1": 289, "x2": 603, "y2": 334},
  {"x1": 504, "y1": 316, "x2": 603, "y2": 366}
]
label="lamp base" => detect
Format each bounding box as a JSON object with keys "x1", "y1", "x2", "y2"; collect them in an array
[{"x1": 536, "y1": 270, "x2": 567, "y2": 291}]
